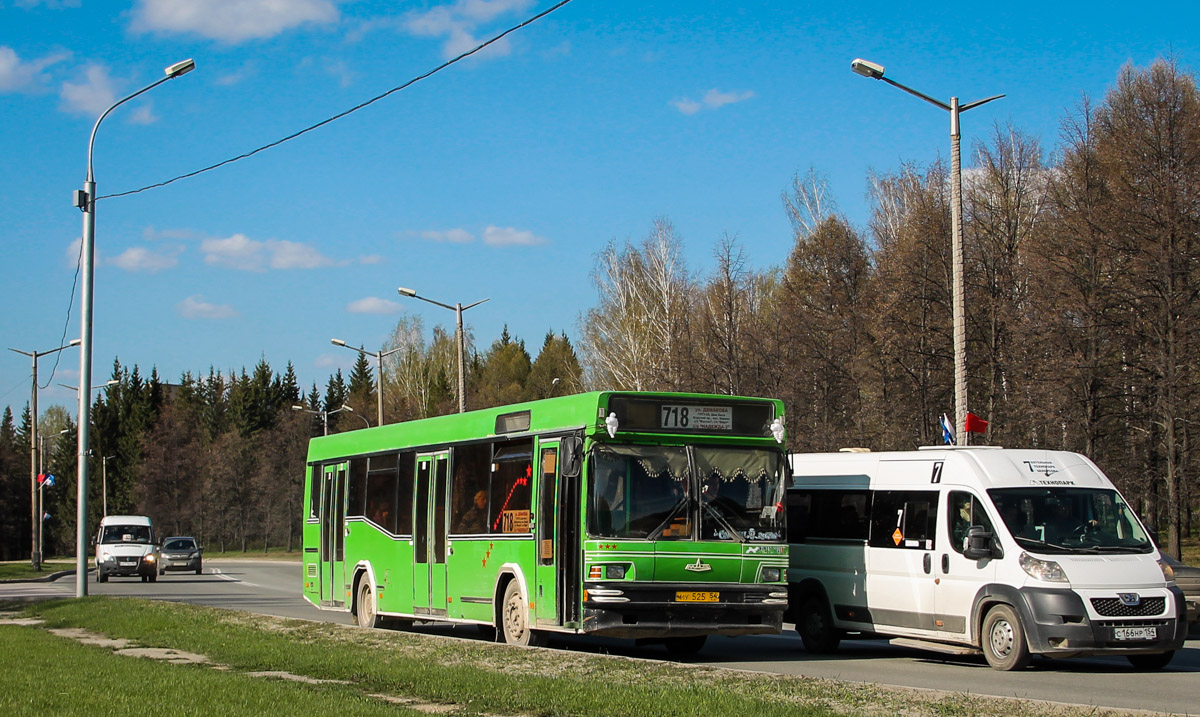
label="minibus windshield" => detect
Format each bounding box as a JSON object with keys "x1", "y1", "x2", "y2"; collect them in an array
[{"x1": 987, "y1": 487, "x2": 1153, "y2": 554}]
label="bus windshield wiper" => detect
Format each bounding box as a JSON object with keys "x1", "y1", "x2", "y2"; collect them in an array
[
  {"x1": 648, "y1": 498, "x2": 691, "y2": 540},
  {"x1": 700, "y1": 499, "x2": 744, "y2": 542}
]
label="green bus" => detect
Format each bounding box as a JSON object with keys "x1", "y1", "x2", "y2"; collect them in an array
[{"x1": 301, "y1": 391, "x2": 789, "y2": 653}]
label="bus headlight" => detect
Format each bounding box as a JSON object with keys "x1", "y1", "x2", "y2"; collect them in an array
[
  {"x1": 1020, "y1": 552, "x2": 1067, "y2": 583},
  {"x1": 760, "y1": 567, "x2": 781, "y2": 583},
  {"x1": 605, "y1": 564, "x2": 626, "y2": 580}
]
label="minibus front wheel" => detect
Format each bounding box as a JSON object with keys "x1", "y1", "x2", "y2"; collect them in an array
[{"x1": 982, "y1": 604, "x2": 1031, "y2": 671}]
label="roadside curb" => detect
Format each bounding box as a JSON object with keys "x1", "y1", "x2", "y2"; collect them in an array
[{"x1": 0, "y1": 569, "x2": 82, "y2": 584}]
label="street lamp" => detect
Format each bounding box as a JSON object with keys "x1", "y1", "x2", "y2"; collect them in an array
[
  {"x1": 397, "y1": 287, "x2": 488, "y2": 413},
  {"x1": 292, "y1": 404, "x2": 351, "y2": 436},
  {"x1": 72, "y1": 57, "x2": 195, "y2": 598},
  {"x1": 37, "y1": 428, "x2": 70, "y2": 565},
  {"x1": 330, "y1": 339, "x2": 402, "y2": 426},
  {"x1": 850, "y1": 58, "x2": 1003, "y2": 445},
  {"x1": 8, "y1": 337, "x2": 80, "y2": 570},
  {"x1": 102, "y1": 455, "x2": 115, "y2": 518},
  {"x1": 341, "y1": 404, "x2": 371, "y2": 430}
]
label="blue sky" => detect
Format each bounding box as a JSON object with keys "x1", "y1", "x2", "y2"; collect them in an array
[{"x1": 2, "y1": 0, "x2": 1197, "y2": 416}]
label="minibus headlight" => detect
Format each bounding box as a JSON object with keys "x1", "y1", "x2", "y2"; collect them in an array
[
  {"x1": 144, "y1": 554, "x2": 156, "y2": 563},
  {"x1": 1159, "y1": 559, "x2": 1176, "y2": 584},
  {"x1": 1019, "y1": 552, "x2": 1067, "y2": 583}
]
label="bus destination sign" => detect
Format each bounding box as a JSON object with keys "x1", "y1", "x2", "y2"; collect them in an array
[{"x1": 661, "y1": 404, "x2": 732, "y2": 431}]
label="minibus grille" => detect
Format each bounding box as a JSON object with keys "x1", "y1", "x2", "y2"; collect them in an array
[{"x1": 1090, "y1": 597, "x2": 1165, "y2": 617}]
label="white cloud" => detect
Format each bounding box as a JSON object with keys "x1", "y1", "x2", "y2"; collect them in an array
[
  {"x1": 703, "y1": 88, "x2": 755, "y2": 109},
  {"x1": 200, "y1": 233, "x2": 339, "y2": 271},
  {"x1": 418, "y1": 228, "x2": 475, "y2": 243},
  {"x1": 59, "y1": 64, "x2": 116, "y2": 116},
  {"x1": 178, "y1": 295, "x2": 238, "y2": 319},
  {"x1": 405, "y1": 0, "x2": 534, "y2": 60},
  {"x1": 358, "y1": 254, "x2": 384, "y2": 265},
  {"x1": 0, "y1": 46, "x2": 70, "y2": 92},
  {"x1": 108, "y1": 246, "x2": 179, "y2": 273},
  {"x1": 483, "y1": 225, "x2": 545, "y2": 247},
  {"x1": 671, "y1": 97, "x2": 702, "y2": 116},
  {"x1": 131, "y1": 0, "x2": 339, "y2": 44},
  {"x1": 325, "y1": 59, "x2": 354, "y2": 88},
  {"x1": 215, "y1": 61, "x2": 257, "y2": 87},
  {"x1": 314, "y1": 354, "x2": 338, "y2": 368},
  {"x1": 128, "y1": 103, "x2": 158, "y2": 125},
  {"x1": 672, "y1": 88, "x2": 755, "y2": 115},
  {"x1": 346, "y1": 297, "x2": 402, "y2": 315}
]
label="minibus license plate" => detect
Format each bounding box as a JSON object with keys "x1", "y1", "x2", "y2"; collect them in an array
[
  {"x1": 675, "y1": 591, "x2": 718, "y2": 603},
  {"x1": 1113, "y1": 626, "x2": 1156, "y2": 641}
]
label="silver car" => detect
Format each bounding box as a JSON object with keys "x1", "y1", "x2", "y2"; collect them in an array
[{"x1": 158, "y1": 536, "x2": 203, "y2": 575}]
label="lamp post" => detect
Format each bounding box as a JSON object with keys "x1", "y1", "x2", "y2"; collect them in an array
[
  {"x1": 330, "y1": 339, "x2": 402, "y2": 426},
  {"x1": 397, "y1": 287, "x2": 488, "y2": 413},
  {"x1": 342, "y1": 404, "x2": 371, "y2": 430},
  {"x1": 37, "y1": 428, "x2": 70, "y2": 564},
  {"x1": 8, "y1": 338, "x2": 80, "y2": 570},
  {"x1": 850, "y1": 58, "x2": 1003, "y2": 445},
  {"x1": 292, "y1": 404, "x2": 351, "y2": 436},
  {"x1": 102, "y1": 455, "x2": 115, "y2": 518},
  {"x1": 59, "y1": 380, "x2": 118, "y2": 518},
  {"x1": 72, "y1": 57, "x2": 195, "y2": 598}
]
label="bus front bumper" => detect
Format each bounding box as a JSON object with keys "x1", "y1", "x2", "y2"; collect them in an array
[{"x1": 581, "y1": 581, "x2": 787, "y2": 638}]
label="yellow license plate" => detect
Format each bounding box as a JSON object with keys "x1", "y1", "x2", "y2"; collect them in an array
[{"x1": 675, "y1": 591, "x2": 719, "y2": 602}]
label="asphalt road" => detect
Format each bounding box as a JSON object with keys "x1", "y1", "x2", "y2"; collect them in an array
[{"x1": 5, "y1": 560, "x2": 1198, "y2": 714}]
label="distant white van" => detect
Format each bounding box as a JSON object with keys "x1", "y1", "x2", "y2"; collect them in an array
[
  {"x1": 787, "y1": 447, "x2": 1187, "y2": 670},
  {"x1": 95, "y1": 515, "x2": 159, "y2": 583}
]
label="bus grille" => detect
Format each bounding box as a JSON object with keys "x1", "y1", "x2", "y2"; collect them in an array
[{"x1": 1090, "y1": 597, "x2": 1165, "y2": 617}]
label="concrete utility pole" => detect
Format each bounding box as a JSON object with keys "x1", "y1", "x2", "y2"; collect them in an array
[
  {"x1": 850, "y1": 58, "x2": 1003, "y2": 444},
  {"x1": 8, "y1": 339, "x2": 79, "y2": 570}
]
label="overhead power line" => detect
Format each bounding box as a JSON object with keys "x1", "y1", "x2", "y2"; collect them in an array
[{"x1": 98, "y1": 0, "x2": 576, "y2": 201}]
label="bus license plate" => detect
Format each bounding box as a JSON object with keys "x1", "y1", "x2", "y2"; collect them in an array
[
  {"x1": 675, "y1": 591, "x2": 719, "y2": 603},
  {"x1": 1113, "y1": 626, "x2": 1156, "y2": 641}
]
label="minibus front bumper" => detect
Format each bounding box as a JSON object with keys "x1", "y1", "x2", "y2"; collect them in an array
[
  {"x1": 581, "y1": 581, "x2": 787, "y2": 638},
  {"x1": 1010, "y1": 585, "x2": 1188, "y2": 656}
]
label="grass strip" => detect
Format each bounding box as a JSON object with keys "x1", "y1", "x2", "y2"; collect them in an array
[
  {"x1": 10, "y1": 598, "x2": 1131, "y2": 716},
  {"x1": 0, "y1": 622, "x2": 421, "y2": 716}
]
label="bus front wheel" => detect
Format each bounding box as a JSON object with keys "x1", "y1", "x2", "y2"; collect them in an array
[
  {"x1": 357, "y1": 581, "x2": 380, "y2": 629},
  {"x1": 499, "y1": 581, "x2": 545, "y2": 647}
]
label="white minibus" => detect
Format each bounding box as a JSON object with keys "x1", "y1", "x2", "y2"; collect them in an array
[{"x1": 787, "y1": 447, "x2": 1186, "y2": 670}]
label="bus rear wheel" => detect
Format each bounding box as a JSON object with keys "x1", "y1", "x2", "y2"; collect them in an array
[
  {"x1": 499, "y1": 581, "x2": 545, "y2": 647},
  {"x1": 357, "y1": 581, "x2": 380, "y2": 629}
]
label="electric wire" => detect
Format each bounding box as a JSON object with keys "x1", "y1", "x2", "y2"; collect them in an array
[
  {"x1": 97, "y1": 0, "x2": 576, "y2": 202},
  {"x1": 41, "y1": 239, "x2": 84, "y2": 391}
]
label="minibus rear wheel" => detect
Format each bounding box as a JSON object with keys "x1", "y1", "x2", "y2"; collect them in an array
[{"x1": 1127, "y1": 651, "x2": 1174, "y2": 671}]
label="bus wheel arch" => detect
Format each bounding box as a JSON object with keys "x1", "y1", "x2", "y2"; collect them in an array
[
  {"x1": 351, "y1": 563, "x2": 379, "y2": 628},
  {"x1": 493, "y1": 570, "x2": 545, "y2": 647}
]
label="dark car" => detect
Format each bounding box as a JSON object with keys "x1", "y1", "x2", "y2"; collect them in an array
[
  {"x1": 1161, "y1": 554, "x2": 1200, "y2": 633},
  {"x1": 159, "y1": 536, "x2": 203, "y2": 575}
]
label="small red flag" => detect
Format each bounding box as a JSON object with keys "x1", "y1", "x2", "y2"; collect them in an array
[{"x1": 965, "y1": 412, "x2": 989, "y2": 434}]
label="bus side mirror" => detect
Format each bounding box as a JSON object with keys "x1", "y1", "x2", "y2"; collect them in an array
[
  {"x1": 561, "y1": 436, "x2": 582, "y2": 478},
  {"x1": 964, "y1": 525, "x2": 1002, "y2": 560}
]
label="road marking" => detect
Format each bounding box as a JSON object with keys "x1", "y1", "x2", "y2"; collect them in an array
[{"x1": 209, "y1": 568, "x2": 264, "y2": 589}]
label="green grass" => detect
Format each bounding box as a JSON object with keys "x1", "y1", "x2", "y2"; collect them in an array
[
  {"x1": 0, "y1": 561, "x2": 76, "y2": 582},
  {"x1": 2, "y1": 598, "x2": 1125, "y2": 717},
  {"x1": 0, "y1": 623, "x2": 421, "y2": 716}
]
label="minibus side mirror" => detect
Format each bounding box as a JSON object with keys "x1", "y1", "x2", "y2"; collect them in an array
[{"x1": 964, "y1": 525, "x2": 1003, "y2": 560}]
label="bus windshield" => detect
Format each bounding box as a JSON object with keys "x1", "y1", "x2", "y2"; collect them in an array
[
  {"x1": 987, "y1": 487, "x2": 1153, "y2": 554},
  {"x1": 587, "y1": 443, "x2": 785, "y2": 542}
]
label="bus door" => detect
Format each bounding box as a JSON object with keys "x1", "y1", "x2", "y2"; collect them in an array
[
  {"x1": 535, "y1": 442, "x2": 560, "y2": 624},
  {"x1": 318, "y1": 462, "x2": 348, "y2": 607},
  {"x1": 413, "y1": 451, "x2": 449, "y2": 615}
]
